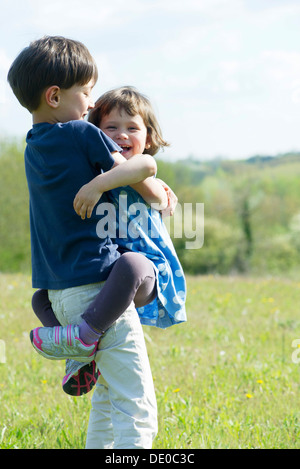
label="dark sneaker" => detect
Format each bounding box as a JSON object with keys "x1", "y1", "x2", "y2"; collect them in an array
[{"x1": 62, "y1": 359, "x2": 100, "y2": 396}]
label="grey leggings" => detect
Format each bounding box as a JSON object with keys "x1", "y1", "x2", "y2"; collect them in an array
[{"x1": 32, "y1": 252, "x2": 157, "y2": 332}]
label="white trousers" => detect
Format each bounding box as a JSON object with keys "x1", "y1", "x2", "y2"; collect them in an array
[{"x1": 48, "y1": 282, "x2": 158, "y2": 449}]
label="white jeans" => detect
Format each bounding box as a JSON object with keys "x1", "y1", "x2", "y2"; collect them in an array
[{"x1": 48, "y1": 282, "x2": 158, "y2": 449}]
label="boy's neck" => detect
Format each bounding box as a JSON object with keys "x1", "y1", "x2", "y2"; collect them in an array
[
  {"x1": 32, "y1": 97, "x2": 64, "y2": 125},
  {"x1": 32, "y1": 110, "x2": 58, "y2": 125}
]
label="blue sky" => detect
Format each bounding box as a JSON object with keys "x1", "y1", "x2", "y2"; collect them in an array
[{"x1": 1, "y1": 0, "x2": 300, "y2": 161}]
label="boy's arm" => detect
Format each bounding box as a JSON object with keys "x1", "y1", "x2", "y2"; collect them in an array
[{"x1": 74, "y1": 152, "x2": 159, "y2": 219}]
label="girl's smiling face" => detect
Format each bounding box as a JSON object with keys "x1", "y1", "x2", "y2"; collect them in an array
[{"x1": 100, "y1": 108, "x2": 151, "y2": 159}]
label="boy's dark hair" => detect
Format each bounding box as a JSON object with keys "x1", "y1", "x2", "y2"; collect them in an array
[{"x1": 7, "y1": 36, "x2": 98, "y2": 112}]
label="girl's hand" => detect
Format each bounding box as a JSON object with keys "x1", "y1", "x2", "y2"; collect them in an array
[
  {"x1": 73, "y1": 179, "x2": 103, "y2": 219},
  {"x1": 156, "y1": 179, "x2": 178, "y2": 217}
]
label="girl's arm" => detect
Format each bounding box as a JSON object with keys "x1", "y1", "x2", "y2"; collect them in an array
[
  {"x1": 129, "y1": 178, "x2": 168, "y2": 211},
  {"x1": 111, "y1": 152, "x2": 168, "y2": 210},
  {"x1": 74, "y1": 152, "x2": 157, "y2": 219}
]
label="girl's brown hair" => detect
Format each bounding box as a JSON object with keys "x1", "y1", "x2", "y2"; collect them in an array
[{"x1": 88, "y1": 86, "x2": 169, "y2": 156}]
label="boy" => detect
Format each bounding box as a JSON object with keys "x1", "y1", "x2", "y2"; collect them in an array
[{"x1": 7, "y1": 35, "x2": 159, "y2": 449}]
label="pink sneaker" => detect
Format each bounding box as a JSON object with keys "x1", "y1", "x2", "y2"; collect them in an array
[{"x1": 30, "y1": 324, "x2": 97, "y2": 362}]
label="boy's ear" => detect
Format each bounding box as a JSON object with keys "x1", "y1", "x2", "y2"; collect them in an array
[{"x1": 45, "y1": 85, "x2": 61, "y2": 108}]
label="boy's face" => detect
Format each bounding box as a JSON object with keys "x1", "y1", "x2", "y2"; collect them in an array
[
  {"x1": 57, "y1": 79, "x2": 95, "y2": 122},
  {"x1": 99, "y1": 108, "x2": 151, "y2": 159}
]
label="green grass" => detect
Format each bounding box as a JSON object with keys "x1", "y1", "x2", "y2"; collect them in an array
[{"x1": 1, "y1": 273, "x2": 300, "y2": 449}]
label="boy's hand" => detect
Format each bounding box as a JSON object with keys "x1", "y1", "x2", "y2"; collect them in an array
[{"x1": 73, "y1": 179, "x2": 103, "y2": 219}]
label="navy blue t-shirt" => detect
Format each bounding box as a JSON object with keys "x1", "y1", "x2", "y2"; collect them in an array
[{"x1": 25, "y1": 120, "x2": 121, "y2": 289}]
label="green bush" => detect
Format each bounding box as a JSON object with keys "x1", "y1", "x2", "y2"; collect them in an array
[
  {"x1": 173, "y1": 217, "x2": 245, "y2": 275},
  {"x1": 250, "y1": 234, "x2": 300, "y2": 274},
  {"x1": 0, "y1": 139, "x2": 31, "y2": 272}
]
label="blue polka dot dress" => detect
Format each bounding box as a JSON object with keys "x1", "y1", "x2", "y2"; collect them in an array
[{"x1": 108, "y1": 186, "x2": 187, "y2": 329}]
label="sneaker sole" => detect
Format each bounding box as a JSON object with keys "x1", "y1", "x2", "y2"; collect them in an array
[{"x1": 62, "y1": 361, "x2": 100, "y2": 396}]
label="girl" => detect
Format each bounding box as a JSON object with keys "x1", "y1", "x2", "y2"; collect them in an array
[
  {"x1": 31, "y1": 86, "x2": 187, "y2": 395},
  {"x1": 84, "y1": 86, "x2": 187, "y2": 329}
]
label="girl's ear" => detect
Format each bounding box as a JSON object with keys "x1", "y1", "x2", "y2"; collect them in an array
[
  {"x1": 145, "y1": 133, "x2": 152, "y2": 150},
  {"x1": 45, "y1": 85, "x2": 61, "y2": 108}
]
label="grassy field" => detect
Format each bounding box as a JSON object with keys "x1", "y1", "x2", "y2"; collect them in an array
[{"x1": 1, "y1": 272, "x2": 300, "y2": 449}]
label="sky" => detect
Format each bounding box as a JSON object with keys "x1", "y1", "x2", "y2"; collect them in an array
[{"x1": 1, "y1": 0, "x2": 300, "y2": 161}]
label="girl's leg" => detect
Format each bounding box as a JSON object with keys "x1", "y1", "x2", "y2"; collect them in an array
[
  {"x1": 32, "y1": 288, "x2": 101, "y2": 345},
  {"x1": 32, "y1": 289, "x2": 61, "y2": 326},
  {"x1": 32, "y1": 252, "x2": 155, "y2": 337},
  {"x1": 30, "y1": 252, "x2": 156, "y2": 362},
  {"x1": 81, "y1": 251, "x2": 156, "y2": 333},
  {"x1": 32, "y1": 289, "x2": 100, "y2": 397}
]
